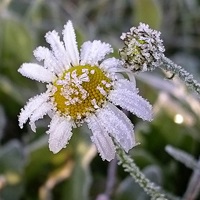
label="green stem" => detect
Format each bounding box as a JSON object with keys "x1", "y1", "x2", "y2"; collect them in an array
[
  {"x1": 161, "y1": 56, "x2": 200, "y2": 95},
  {"x1": 115, "y1": 145, "x2": 167, "y2": 200}
]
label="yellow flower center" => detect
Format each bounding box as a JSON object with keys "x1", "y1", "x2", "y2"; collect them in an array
[{"x1": 52, "y1": 65, "x2": 112, "y2": 121}]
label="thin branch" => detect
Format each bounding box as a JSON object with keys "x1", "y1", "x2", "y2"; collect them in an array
[
  {"x1": 115, "y1": 144, "x2": 168, "y2": 200},
  {"x1": 161, "y1": 56, "x2": 200, "y2": 96}
]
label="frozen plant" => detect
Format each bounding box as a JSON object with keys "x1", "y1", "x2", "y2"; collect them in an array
[
  {"x1": 18, "y1": 20, "x2": 152, "y2": 161},
  {"x1": 119, "y1": 23, "x2": 200, "y2": 95},
  {"x1": 119, "y1": 23, "x2": 165, "y2": 72}
]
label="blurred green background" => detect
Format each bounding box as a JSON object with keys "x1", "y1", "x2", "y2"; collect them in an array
[{"x1": 0, "y1": 0, "x2": 200, "y2": 199}]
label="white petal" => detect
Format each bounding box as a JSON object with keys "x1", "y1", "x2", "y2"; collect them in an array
[
  {"x1": 18, "y1": 63, "x2": 55, "y2": 82},
  {"x1": 114, "y1": 69, "x2": 136, "y2": 83},
  {"x1": 109, "y1": 88, "x2": 153, "y2": 121},
  {"x1": 114, "y1": 79, "x2": 137, "y2": 93},
  {"x1": 80, "y1": 40, "x2": 113, "y2": 65},
  {"x1": 63, "y1": 21, "x2": 79, "y2": 66},
  {"x1": 45, "y1": 30, "x2": 70, "y2": 69},
  {"x1": 100, "y1": 58, "x2": 136, "y2": 83},
  {"x1": 18, "y1": 93, "x2": 49, "y2": 129},
  {"x1": 86, "y1": 115, "x2": 115, "y2": 161},
  {"x1": 100, "y1": 58, "x2": 123, "y2": 72},
  {"x1": 33, "y1": 46, "x2": 63, "y2": 75},
  {"x1": 47, "y1": 113, "x2": 60, "y2": 134},
  {"x1": 29, "y1": 102, "x2": 52, "y2": 132},
  {"x1": 48, "y1": 114, "x2": 73, "y2": 153},
  {"x1": 96, "y1": 103, "x2": 135, "y2": 152}
]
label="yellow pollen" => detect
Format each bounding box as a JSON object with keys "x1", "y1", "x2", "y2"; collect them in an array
[{"x1": 52, "y1": 65, "x2": 112, "y2": 121}]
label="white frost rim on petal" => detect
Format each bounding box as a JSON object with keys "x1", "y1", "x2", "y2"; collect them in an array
[
  {"x1": 96, "y1": 103, "x2": 135, "y2": 152},
  {"x1": 63, "y1": 20, "x2": 79, "y2": 66},
  {"x1": 113, "y1": 79, "x2": 137, "y2": 93},
  {"x1": 29, "y1": 102, "x2": 52, "y2": 132},
  {"x1": 45, "y1": 30, "x2": 70, "y2": 70},
  {"x1": 18, "y1": 63, "x2": 55, "y2": 83},
  {"x1": 48, "y1": 114, "x2": 73, "y2": 154},
  {"x1": 100, "y1": 58, "x2": 123, "y2": 72},
  {"x1": 109, "y1": 88, "x2": 153, "y2": 121},
  {"x1": 100, "y1": 58, "x2": 136, "y2": 83},
  {"x1": 86, "y1": 115, "x2": 115, "y2": 161},
  {"x1": 33, "y1": 46, "x2": 64, "y2": 75},
  {"x1": 112, "y1": 68, "x2": 136, "y2": 84},
  {"x1": 80, "y1": 40, "x2": 113, "y2": 65},
  {"x1": 18, "y1": 93, "x2": 49, "y2": 129}
]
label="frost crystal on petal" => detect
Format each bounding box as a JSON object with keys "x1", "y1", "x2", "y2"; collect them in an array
[
  {"x1": 48, "y1": 114, "x2": 73, "y2": 153},
  {"x1": 119, "y1": 23, "x2": 165, "y2": 72},
  {"x1": 45, "y1": 30, "x2": 70, "y2": 69},
  {"x1": 80, "y1": 40, "x2": 113, "y2": 65},
  {"x1": 18, "y1": 63, "x2": 55, "y2": 82},
  {"x1": 109, "y1": 88, "x2": 153, "y2": 121},
  {"x1": 96, "y1": 103, "x2": 135, "y2": 152},
  {"x1": 29, "y1": 102, "x2": 52, "y2": 132},
  {"x1": 63, "y1": 20, "x2": 79, "y2": 66},
  {"x1": 33, "y1": 46, "x2": 63, "y2": 75},
  {"x1": 114, "y1": 79, "x2": 137, "y2": 93},
  {"x1": 100, "y1": 58, "x2": 123, "y2": 72},
  {"x1": 87, "y1": 115, "x2": 115, "y2": 161},
  {"x1": 18, "y1": 93, "x2": 49, "y2": 129}
]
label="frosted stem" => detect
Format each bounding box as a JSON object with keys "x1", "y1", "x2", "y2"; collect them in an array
[
  {"x1": 161, "y1": 56, "x2": 200, "y2": 95},
  {"x1": 183, "y1": 158, "x2": 200, "y2": 200},
  {"x1": 115, "y1": 144, "x2": 167, "y2": 200}
]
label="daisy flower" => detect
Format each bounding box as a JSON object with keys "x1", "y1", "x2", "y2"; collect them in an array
[{"x1": 18, "y1": 21, "x2": 152, "y2": 161}]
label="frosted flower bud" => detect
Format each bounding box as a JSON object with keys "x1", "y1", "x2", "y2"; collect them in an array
[{"x1": 119, "y1": 23, "x2": 165, "y2": 72}]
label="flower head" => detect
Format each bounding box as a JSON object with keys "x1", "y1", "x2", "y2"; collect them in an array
[
  {"x1": 18, "y1": 21, "x2": 153, "y2": 161},
  {"x1": 119, "y1": 23, "x2": 165, "y2": 72}
]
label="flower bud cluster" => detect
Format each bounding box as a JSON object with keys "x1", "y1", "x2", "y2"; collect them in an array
[{"x1": 119, "y1": 23, "x2": 165, "y2": 72}]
